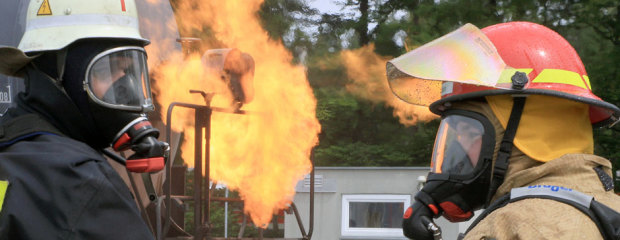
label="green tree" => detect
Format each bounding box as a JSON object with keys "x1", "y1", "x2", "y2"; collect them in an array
[
  {"x1": 568, "y1": 0, "x2": 620, "y2": 191},
  {"x1": 258, "y1": 0, "x2": 318, "y2": 44},
  {"x1": 313, "y1": 87, "x2": 438, "y2": 166},
  {"x1": 255, "y1": 1, "x2": 620, "y2": 183}
]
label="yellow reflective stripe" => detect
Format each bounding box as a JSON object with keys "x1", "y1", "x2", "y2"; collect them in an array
[
  {"x1": 0, "y1": 180, "x2": 8, "y2": 212},
  {"x1": 582, "y1": 75, "x2": 592, "y2": 90},
  {"x1": 532, "y1": 69, "x2": 588, "y2": 89},
  {"x1": 498, "y1": 68, "x2": 533, "y2": 83}
]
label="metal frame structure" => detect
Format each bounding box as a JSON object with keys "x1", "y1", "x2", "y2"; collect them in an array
[{"x1": 156, "y1": 94, "x2": 315, "y2": 240}]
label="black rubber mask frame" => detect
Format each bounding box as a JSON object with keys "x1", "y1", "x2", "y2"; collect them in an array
[
  {"x1": 403, "y1": 100, "x2": 526, "y2": 239},
  {"x1": 429, "y1": 109, "x2": 497, "y2": 183},
  {"x1": 84, "y1": 46, "x2": 154, "y2": 113},
  {"x1": 413, "y1": 109, "x2": 497, "y2": 223}
]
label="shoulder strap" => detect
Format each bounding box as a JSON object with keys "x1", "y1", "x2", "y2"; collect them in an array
[
  {"x1": 590, "y1": 199, "x2": 620, "y2": 240},
  {"x1": 0, "y1": 114, "x2": 64, "y2": 147},
  {"x1": 465, "y1": 185, "x2": 620, "y2": 240}
]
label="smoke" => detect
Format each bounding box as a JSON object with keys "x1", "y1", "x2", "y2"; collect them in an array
[{"x1": 340, "y1": 44, "x2": 438, "y2": 125}]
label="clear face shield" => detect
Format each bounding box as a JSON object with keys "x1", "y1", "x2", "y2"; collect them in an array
[
  {"x1": 386, "y1": 23, "x2": 520, "y2": 107},
  {"x1": 85, "y1": 46, "x2": 154, "y2": 112}
]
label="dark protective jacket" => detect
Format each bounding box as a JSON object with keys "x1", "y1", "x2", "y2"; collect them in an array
[{"x1": 0, "y1": 67, "x2": 153, "y2": 239}]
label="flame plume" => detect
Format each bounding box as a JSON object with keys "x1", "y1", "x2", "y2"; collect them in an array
[
  {"x1": 340, "y1": 44, "x2": 438, "y2": 125},
  {"x1": 143, "y1": 0, "x2": 320, "y2": 227}
]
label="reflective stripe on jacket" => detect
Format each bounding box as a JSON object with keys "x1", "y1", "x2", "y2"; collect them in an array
[{"x1": 465, "y1": 154, "x2": 620, "y2": 240}]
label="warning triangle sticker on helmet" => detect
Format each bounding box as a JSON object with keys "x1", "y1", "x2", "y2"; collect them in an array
[{"x1": 37, "y1": 0, "x2": 52, "y2": 16}]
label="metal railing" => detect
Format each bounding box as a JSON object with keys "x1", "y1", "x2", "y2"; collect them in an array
[{"x1": 155, "y1": 95, "x2": 314, "y2": 240}]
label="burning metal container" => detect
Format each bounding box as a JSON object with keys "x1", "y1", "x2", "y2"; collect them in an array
[{"x1": 132, "y1": 0, "x2": 321, "y2": 239}]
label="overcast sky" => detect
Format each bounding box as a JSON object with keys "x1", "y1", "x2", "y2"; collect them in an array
[{"x1": 308, "y1": 0, "x2": 341, "y2": 14}]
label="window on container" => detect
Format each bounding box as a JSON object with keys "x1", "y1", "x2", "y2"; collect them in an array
[{"x1": 341, "y1": 194, "x2": 411, "y2": 238}]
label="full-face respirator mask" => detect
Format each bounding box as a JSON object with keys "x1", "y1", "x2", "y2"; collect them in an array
[
  {"x1": 403, "y1": 109, "x2": 498, "y2": 239},
  {"x1": 84, "y1": 46, "x2": 167, "y2": 173}
]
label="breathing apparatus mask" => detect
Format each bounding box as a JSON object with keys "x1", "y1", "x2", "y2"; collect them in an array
[
  {"x1": 82, "y1": 46, "x2": 167, "y2": 173},
  {"x1": 402, "y1": 94, "x2": 527, "y2": 240},
  {"x1": 403, "y1": 108, "x2": 498, "y2": 238}
]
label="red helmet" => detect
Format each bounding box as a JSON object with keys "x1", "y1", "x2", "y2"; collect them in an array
[{"x1": 387, "y1": 22, "x2": 620, "y2": 126}]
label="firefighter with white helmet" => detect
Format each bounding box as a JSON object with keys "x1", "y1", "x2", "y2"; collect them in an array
[
  {"x1": 0, "y1": 0, "x2": 166, "y2": 238},
  {"x1": 387, "y1": 22, "x2": 620, "y2": 239}
]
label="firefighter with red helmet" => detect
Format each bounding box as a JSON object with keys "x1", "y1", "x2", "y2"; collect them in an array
[
  {"x1": 387, "y1": 22, "x2": 620, "y2": 239},
  {"x1": 0, "y1": 0, "x2": 166, "y2": 238}
]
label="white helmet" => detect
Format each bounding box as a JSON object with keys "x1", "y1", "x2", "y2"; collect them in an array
[{"x1": 0, "y1": 0, "x2": 148, "y2": 76}]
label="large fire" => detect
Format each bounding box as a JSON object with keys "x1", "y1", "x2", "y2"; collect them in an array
[
  {"x1": 142, "y1": 0, "x2": 320, "y2": 227},
  {"x1": 340, "y1": 44, "x2": 438, "y2": 125}
]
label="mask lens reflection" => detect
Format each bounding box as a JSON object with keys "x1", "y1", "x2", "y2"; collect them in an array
[
  {"x1": 87, "y1": 48, "x2": 150, "y2": 109},
  {"x1": 431, "y1": 115, "x2": 485, "y2": 175}
]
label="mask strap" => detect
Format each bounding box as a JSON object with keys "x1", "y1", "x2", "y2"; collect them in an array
[
  {"x1": 56, "y1": 48, "x2": 67, "y2": 83},
  {"x1": 486, "y1": 96, "x2": 526, "y2": 204}
]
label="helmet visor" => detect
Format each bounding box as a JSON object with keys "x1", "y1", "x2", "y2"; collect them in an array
[
  {"x1": 86, "y1": 47, "x2": 153, "y2": 112},
  {"x1": 431, "y1": 114, "x2": 486, "y2": 175},
  {"x1": 386, "y1": 23, "x2": 514, "y2": 106}
]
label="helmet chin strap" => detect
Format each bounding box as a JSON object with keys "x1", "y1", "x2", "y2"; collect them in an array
[
  {"x1": 485, "y1": 71, "x2": 529, "y2": 204},
  {"x1": 486, "y1": 95, "x2": 526, "y2": 205}
]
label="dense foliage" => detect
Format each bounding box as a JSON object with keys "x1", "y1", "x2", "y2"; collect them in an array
[
  {"x1": 256, "y1": 0, "x2": 620, "y2": 190},
  {"x1": 171, "y1": 0, "x2": 619, "y2": 237}
]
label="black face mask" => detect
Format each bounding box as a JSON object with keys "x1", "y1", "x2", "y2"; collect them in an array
[
  {"x1": 403, "y1": 110, "x2": 496, "y2": 239},
  {"x1": 403, "y1": 97, "x2": 526, "y2": 240},
  {"x1": 61, "y1": 40, "x2": 166, "y2": 172}
]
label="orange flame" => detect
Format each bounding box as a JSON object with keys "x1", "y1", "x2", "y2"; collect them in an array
[
  {"x1": 340, "y1": 44, "x2": 438, "y2": 125},
  {"x1": 143, "y1": 0, "x2": 320, "y2": 227}
]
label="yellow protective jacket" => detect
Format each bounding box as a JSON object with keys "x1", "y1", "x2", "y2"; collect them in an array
[{"x1": 464, "y1": 153, "x2": 620, "y2": 240}]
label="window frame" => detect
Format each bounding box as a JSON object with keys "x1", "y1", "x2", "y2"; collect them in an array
[{"x1": 341, "y1": 194, "x2": 411, "y2": 238}]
